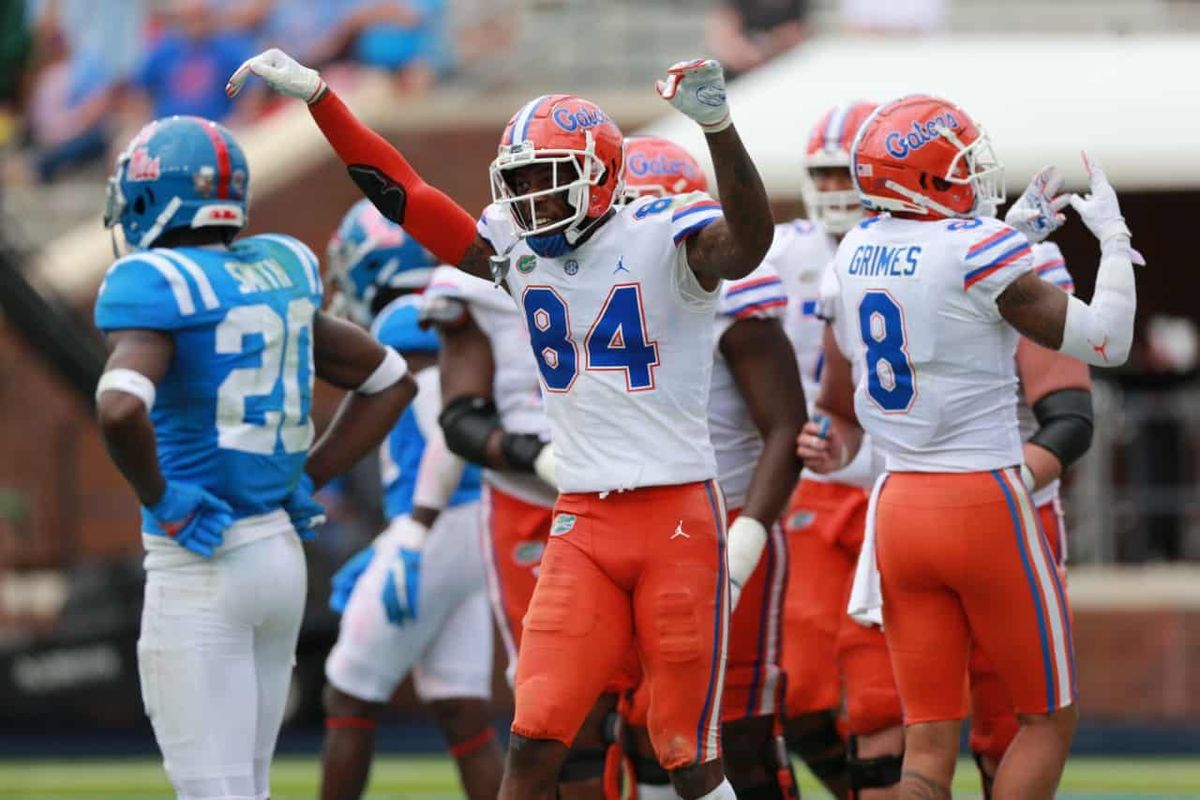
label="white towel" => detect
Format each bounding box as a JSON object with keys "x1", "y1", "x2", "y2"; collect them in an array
[{"x1": 848, "y1": 473, "x2": 890, "y2": 628}]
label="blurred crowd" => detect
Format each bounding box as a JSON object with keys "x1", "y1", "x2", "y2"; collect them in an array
[
  {"x1": 0, "y1": 0, "x2": 459, "y2": 185},
  {"x1": 0, "y1": 0, "x2": 961, "y2": 187}
]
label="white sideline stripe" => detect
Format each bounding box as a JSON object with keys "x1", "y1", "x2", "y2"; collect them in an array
[
  {"x1": 757, "y1": 522, "x2": 787, "y2": 716},
  {"x1": 1006, "y1": 468, "x2": 1073, "y2": 706},
  {"x1": 258, "y1": 233, "x2": 320, "y2": 295},
  {"x1": 133, "y1": 252, "x2": 195, "y2": 316},
  {"x1": 157, "y1": 250, "x2": 219, "y2": 310},
  {"x1": 478, "y1": 486, "x2": 519, "y2": 686},
  {"x1": 706, "y1": 480, "x2": 730, "y2": 761}
]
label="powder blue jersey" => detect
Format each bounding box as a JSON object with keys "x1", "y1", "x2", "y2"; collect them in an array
[
  {"x1": 94, "y1": 234, "x2": 323, "y2": 535},
  {"x1": 372, "y1": 298, "x2": 480, "y2": 520}
]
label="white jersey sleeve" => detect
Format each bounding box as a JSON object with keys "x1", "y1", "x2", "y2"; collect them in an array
[
  {"x1": 960, "y1": 218, "x2": 1036, "y2": 319},
  {"x1": 1031, "y1": 241, "x2": 1074, "y2": 293}
]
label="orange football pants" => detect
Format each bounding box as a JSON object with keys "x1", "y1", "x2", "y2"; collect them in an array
[
  {"x1": 780, "y1": 478, "x2": 902, "y2": 734},
  {"x1": 968, "y1": 497, "x2": 1070, "y2": 760},
  {"x1": 480, "y1": 484, "x2": 554, "y2": 679},
  {"x1": 877, "y1": 470, "x2": 1076, "y2": 725},
  {"x1": 626, "y1": 505, "x2": 788, "y2": 727},
  {"x1": 511, "y1": 480, "x2": 729, "y2": 770}
]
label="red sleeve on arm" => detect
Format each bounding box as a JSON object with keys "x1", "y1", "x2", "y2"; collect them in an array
[{"x1": 308, "y1": 89, "x2": 478, "y2": 266}]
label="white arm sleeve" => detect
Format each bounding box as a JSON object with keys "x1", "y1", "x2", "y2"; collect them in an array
[
  {"x1": 411, "y1": 368, "x2": 468, "y2": 511},
  {"x1": 1058, "y1": 240, "x2": 1136, "y2": 366}
]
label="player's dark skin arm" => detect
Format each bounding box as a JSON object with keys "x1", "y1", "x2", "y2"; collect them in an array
[
  {"x1": 800, "y1": 324, "x2": 864, "y2": 472},
  {"x1": 686, "y1": 124, "x2": 775, "y2": 289},
  {"x1": 996, "y1": 272, "x2": 1072, "y2": 350},
  {"x1": 436, "y1": 314, "x2": 524, "y2": 471},
  {"x1": 306, "y1": 311, "x2": 416, "y2": 488},
  {"x1": 96, "y1": 330, "x2": 175, "y2": 506},
  {"x1": 720, "y1": 317, "x2": 806, "y2": 526}
]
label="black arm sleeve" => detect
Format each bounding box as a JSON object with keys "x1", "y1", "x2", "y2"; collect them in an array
[
  {"x1": 439, "y1": 395, "x2": 500, "y2": 465},
  {"x1": 1028, "y1": 388, "x2": 1094, "y2": 470},
  {"x1": 438, "y1": 394, "x2": 544, "y2": 471}
]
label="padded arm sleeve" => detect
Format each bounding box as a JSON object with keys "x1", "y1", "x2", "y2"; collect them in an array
[
  {"x1": 438, "y1": 394, "x2": 545, "y2": 472},
  {"x1": 309, "y1": 90, "x2": 477, "y2": 266},
  {"x1": 1028, "y1": 388, "x2": 1094, "y2": 470},
  {"x1": 439, "y1": 395, "x2": 501, "y2": 466},
  {"x1": 1059, "y1": 241, "x2": 1136, "y2": 366}
]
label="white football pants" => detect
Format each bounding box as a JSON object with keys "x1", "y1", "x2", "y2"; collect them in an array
[
  {"x1": 325, "y1": 501, "x2": 492, "y2": 703},
  {"x1": 138, "y1": 517, "x2": 306, "y2": 800}
]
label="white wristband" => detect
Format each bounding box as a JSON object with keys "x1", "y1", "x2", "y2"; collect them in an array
[
  {"x1": 1020, "y1": 464, "x2": 1036, "y2": 491},
  {"x1": 533, "y1": 443, "x2": 557, "y2": 489},
  {"x1": 357, "y1": 348, "x2": 409, "y2": 395},
  {"x1": 727, "y1": 515, "x2": 768, "y2": 590},
  {"x1": 95, "y1": 368, "x2": 156, "y2": 411}
]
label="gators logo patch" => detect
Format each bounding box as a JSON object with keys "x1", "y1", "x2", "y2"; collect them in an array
[
  {"x1": 787, "y1": 510, "x2": 816, "y2": 531},
  {"x1": 551, "y1": 513, "x2": 576, "y2": 536},
  {"x1": 517, "y1": 255, "x2": 537, "y2": 274},
  {"x1": 512, "y1": 541, "x2": 545, "y2": 567}
]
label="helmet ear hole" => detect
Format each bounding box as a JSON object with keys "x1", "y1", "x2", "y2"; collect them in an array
[
  {"x1": 132, "y1": 195, "x2": 146, "y2": 215},
  {"x1": 931, "y1": 176, "x2": 952, "y2": 192}
]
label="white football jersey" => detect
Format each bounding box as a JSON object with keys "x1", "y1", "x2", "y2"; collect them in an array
[
  {"x1": 709, "y1": 264, "x2": 789, "y2": 510},
  {"x1": 826, "y1": 214, "x2": 1035, "y2": 472},
  {"x1": 478, "y1": 193, "x2": 723, "y2": 493},
  {"x1": 763, "y1": 219, "x2": 879, "y2": 487},
  {"x1": 1017, "y1": 241, "x2": 1075, "y2": 508},
  {"x1": 423, "y1": 265, "x2": 556, "y2": 507}
]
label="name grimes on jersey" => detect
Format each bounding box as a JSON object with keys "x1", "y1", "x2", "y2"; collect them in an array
[{"x1": 847, "y1": 244, "x2": 923, "y2": 278}]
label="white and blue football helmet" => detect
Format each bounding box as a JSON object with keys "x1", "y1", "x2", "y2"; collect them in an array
[
  {"x1": 104, "y1": 116, "x2": 249, "y2": 250},
  {"x1": 327, "y1": 198, "x2": 437, "y2": 324}
]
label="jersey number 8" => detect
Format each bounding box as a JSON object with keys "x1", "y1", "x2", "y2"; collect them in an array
[
  {"x1": 857, "y1": 291, "x2": 916, "y2": 413},
  {"x1": 522, "y1": 284, "x2": 660, "y2": 393}
]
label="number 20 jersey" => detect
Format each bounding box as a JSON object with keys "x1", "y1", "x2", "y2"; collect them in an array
[
  {"x1": 826, "y1": 215, "x2": 1034, "y2": 473},
  {"x1": 94, "y1": 234, "x2": 323, "y2": 535},
  {"x1": 477, "y1": 193, "x2": 723, "y2": 494}
]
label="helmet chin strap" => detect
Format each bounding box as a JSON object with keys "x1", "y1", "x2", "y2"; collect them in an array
[
  {"x1": 882, "y1": 180, "x2": 961, "y2": 218},
  {"x1": 137, "y1": 196, "x2": 183, "y2": 249}
]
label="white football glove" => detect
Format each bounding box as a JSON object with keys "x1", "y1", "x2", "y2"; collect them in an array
[
  {"x1": 726, "y1": 515, "x2": 768, "y2": 612},
  {"x1": 226, "y1": 47, "x2": 325, "y2": 104},
  {"x1": 1005, "y1": 165, "x2": 1069, "y2": 244},
  {"x1": 655, "y1": 59, "x2": 731, "y2": 133},
  {"x1": 1069, "y1": 152, "x2": 1145, "y2": 265}
]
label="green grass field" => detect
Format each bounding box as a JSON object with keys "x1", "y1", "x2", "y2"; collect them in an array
[{"x1": 1, "y1": 756, "x2": 1197, "y2": 799}]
